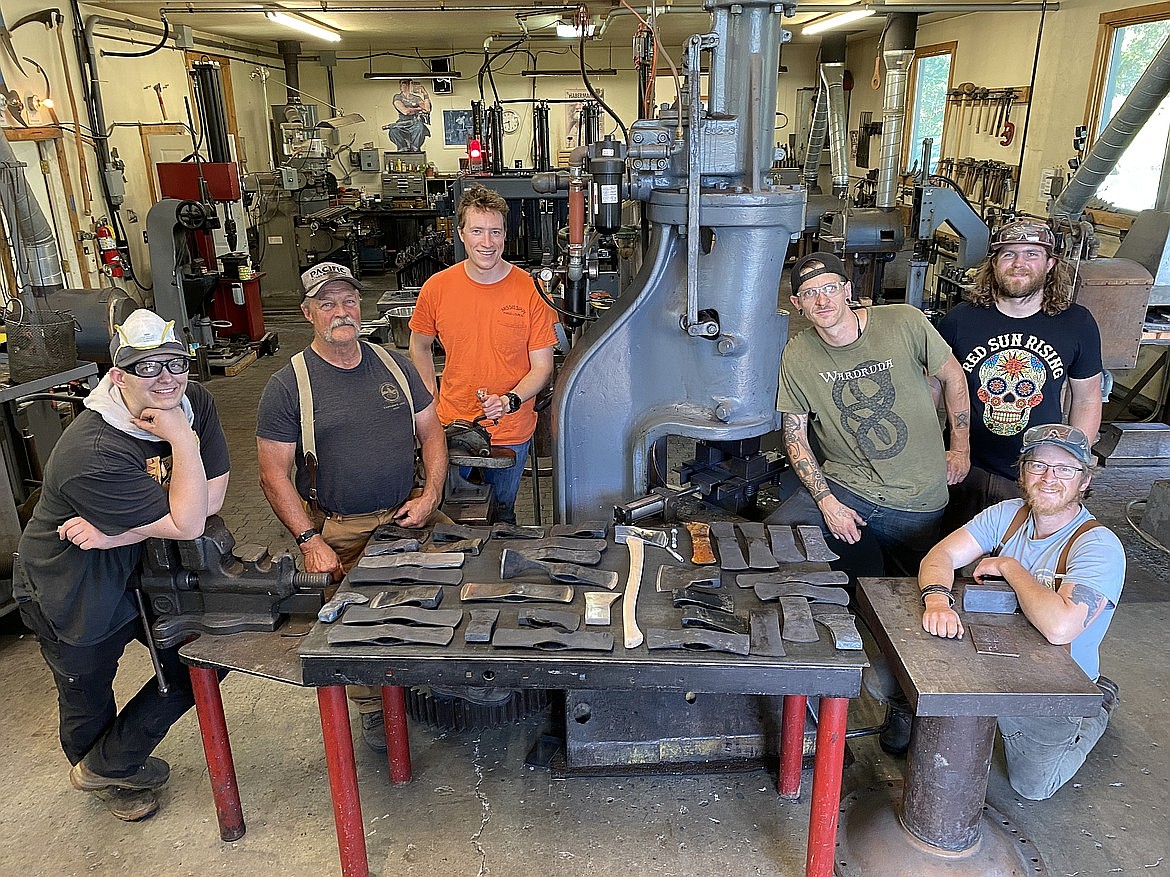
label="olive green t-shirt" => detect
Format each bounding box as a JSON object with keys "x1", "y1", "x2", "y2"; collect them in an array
[{"x1": 776, "y1": 304, "x2": 951, "y2": 512}]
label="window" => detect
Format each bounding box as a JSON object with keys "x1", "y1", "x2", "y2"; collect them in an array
[
  {"x1": 904, "y1": 43, "x2": 955, "y2": 175},
  {"x1": 1089, "y1": 6, "x2": 1170, "y2": 213}
]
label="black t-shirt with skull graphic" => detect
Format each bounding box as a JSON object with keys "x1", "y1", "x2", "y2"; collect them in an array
[{"x1": 939, "y1": 301, "x2": 1102, "y2": 480}]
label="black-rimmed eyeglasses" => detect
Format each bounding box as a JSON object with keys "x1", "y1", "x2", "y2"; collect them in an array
[{"x1": 124, "y1": 358, "x2": 191, "y2": 378}]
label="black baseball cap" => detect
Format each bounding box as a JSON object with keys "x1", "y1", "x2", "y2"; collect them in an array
[{"x1": 791, "y1": 252, "x2": 848, "y2": 295}]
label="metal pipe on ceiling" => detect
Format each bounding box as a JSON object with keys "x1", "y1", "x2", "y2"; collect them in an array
[{"x1": 149, "y1": 1, "x2": 1057, "y2": 12}]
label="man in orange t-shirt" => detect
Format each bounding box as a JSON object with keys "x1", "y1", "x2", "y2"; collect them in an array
[{"x1": 409, "y1": 185, "x2": 558, "y2": 522}]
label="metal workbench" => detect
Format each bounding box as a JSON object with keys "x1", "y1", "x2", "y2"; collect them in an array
[
  {"x1": 838, "y1": 576, "x2": 1103, "y2": 877},
  {"x1": 184, "y1": 531, "x2": 867, "y2": 877}
]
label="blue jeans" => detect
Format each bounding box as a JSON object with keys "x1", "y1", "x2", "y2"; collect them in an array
[
  {"x1": 765, "y1": 471, "x2": 944, "y2": 579},
  {"x1": 462, "y1": 440, "x2": 529, "y2": 524}
]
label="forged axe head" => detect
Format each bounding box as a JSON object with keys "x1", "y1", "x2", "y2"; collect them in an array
[
  {"x1": 655, "y1": 564, "x2": 721, "y2": 592},
  {"x1": 441, "y1": 536, "x2": 486, "y2": 556},
  {"x1": 614, "y1": 524, "x2": 668, "y2": 548},
  {"x1": 431, "y1": 523, "x2": 490, "y2": 543},
  {"x1": 358, "y1": 551, "x2": 466, "y2": 570},
  {"x1": 372, "y1": 523, "x2": 428, "y2": 544},
  {"x1": 363, "y1": 537, "x2": 422, "y2": 557},
  {"x1": 491, "y1": 522, "x2": 546, "y2": 540},
  {"x1": 517, "y1": 545, "x2": 602, "y2": 566},
  {"x1": 500, "y1": 548, "x2": 546, "y2": 580}
]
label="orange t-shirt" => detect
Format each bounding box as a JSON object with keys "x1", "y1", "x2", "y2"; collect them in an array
[{"x1": 411, "y1": 262, "x2": 558, "y2": 446}]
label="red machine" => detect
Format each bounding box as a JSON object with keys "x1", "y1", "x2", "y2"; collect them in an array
[{"x1": 156, "y1": 161, "x2": 265, "y2": 342}]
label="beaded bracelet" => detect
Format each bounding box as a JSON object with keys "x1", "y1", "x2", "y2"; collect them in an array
[{"x1": 919, "y1": 584, "x2": 956, "y2": 607}]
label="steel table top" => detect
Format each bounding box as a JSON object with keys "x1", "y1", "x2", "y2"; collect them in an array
[
  {"x1": 301, "y1": 535, "x2": 867, "y2": 696},
  {"x1": 856, "y1": 576, "x2": 1101, "y2": 718}
]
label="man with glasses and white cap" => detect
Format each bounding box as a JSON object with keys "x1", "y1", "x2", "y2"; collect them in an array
[
  {"x1": 938, "y1": 219, "x2": 1103, "y2": 527},
  {"x1": 902, "y1": 422, "x2": 1124, "y2": 798},
  {"x1": 770, "y1": 252, "x2": 972, "y2": 580},
  {"x1": 13, "y1": 309, "x2": 230, "y2": 821}
]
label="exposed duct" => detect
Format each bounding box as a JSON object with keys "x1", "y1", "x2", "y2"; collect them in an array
[
  {"x1": 1050, "y1": 35, "x2": 1170, "y2": 221},
  {"x1": 803, "y1": 85, "x2": 828, "y2": 192},
  {"x1": 278, "y1": 39, "x2": 301, "y2": 102},
  {"x1": 875, "y1": 13, "x2": 918, "y2": 208},
  {"x1": 0, "y1": 130, "x2": 65, "y2": 299},
  {"x1": 820, "y1": 34, "x2": 850, "y2": 197}
]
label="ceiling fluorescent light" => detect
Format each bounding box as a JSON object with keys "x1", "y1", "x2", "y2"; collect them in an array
[
  {"x1": 802, "y1": 8, "x2": 875, "y2": 35},
  {"x1": 265, "y1": 10, "x2": 341, "y2": 42},
  {"x1": 521, "y1": 68, "x2": 617, "y2": 77},
  {"x1": 363, "y1": 72, "x2": 463, "y2": 81},
  {"x1": 555, "y1": 21, "x2": 596, "y2": 38}
]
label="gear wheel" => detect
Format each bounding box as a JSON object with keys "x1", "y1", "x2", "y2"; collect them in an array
[{"x1": 404, "y1": 685, "x2": 549, "y2": 732}]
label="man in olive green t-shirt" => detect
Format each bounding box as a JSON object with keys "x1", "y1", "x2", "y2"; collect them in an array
[{"x1": 769, "y1": 253, "x2": 971, "y2": 577}]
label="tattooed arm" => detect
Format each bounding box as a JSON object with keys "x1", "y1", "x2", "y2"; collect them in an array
[
  {"x1": 781, "y1": 412, "x2": 866, "y2": 544},
  {"x1": 933, "y1": 354, "x2": 971, "y2": 485},
  {"x1": 969, "y1": 553, "x2": 1110, "y2": 645}
]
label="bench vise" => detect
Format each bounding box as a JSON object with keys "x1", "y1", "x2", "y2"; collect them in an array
[{"x1": 137, "y1": 515, "x2": 331, "y2": 648}]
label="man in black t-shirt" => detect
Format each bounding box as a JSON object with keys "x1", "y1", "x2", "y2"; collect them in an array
[
  {"x1": 15, "y1": 310, "x2": 231, "y2": 821},
  {"x1": 939, "y1": 220, "x2": 1102, "y2": 527},
  {"x1": 256, "y1": 262, "x2": 448, "y2": 751}
]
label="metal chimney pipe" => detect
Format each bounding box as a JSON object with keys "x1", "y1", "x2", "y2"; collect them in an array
[
  {"x1": 0, "y1": 130, "x2": 65, "y2": 297},
  {"x1": 820, "y1": 34, "x2": 850, "y2": 197},
  {"x1": 277, "y1": 39, "x2": 301, "y2": 101},
  {"x1": 876, "y1": 13, "x2": 919, "y2": 208},
  {"x1": 1051, "y1": 35, "x2": 1170, "y2": 220},
  {"x1": 803, "y1": 86, "x2": 828, "y2": 192}
]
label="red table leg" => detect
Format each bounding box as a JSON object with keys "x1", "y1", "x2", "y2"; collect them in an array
[
  {"x1": 380, "y1": 685, "x2": 412, "y2": 784},
  {"x1": 779, "y1": 694, "x2": 807, "y2": 800},
  {"x1": 805, "y1": 696, "x2": 849, "y2": 877},
  {"x1": 317, "y1": 685, "x2": 369, "y2": 877},
  {"x1": 188, "y1": 666, "x2": 246, "y2": 842}
]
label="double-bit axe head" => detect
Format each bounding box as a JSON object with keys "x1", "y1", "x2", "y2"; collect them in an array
[{"x1": 615, "y1": 525, "x2": 684, "y2": 561}]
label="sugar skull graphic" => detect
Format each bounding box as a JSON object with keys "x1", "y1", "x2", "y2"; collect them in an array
[{"x1": 977, "y1": 350, "x2": 1046, "y2": 436}]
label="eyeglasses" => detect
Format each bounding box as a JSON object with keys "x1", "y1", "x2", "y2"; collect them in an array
[
  {"x1": 124, "y1": 357, "x2": 191, "y2": 378},
  {"x1": 796, "y1": 281, "x2": 845, "y2": 300},
  {"x1": 1021, "y1": 459, "x2": 1084, "y2": 480}
]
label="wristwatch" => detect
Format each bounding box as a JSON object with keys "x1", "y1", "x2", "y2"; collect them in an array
[
  {"x1": 503, "y1": 392, "x2": 522, "y2": 413},
  {"x1": 295, "y1": 528, "x2": 319, "y2": 546}
]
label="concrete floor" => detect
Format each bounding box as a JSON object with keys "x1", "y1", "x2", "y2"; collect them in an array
[{"x1": 1, "y1": 293, "x2": 1167, "y2": 876}]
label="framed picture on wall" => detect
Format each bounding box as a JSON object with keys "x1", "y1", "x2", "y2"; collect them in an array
[{"x1": 443, "y1": 109, "x2": 475, "y2": 147}]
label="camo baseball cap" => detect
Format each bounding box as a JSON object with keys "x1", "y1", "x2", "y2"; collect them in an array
[
  {"x1": 301, "y1": 262, "x2": 363, "y2": 299},
  {"x1": 989, "y1": 220, "x2": 1055, "y2": 253},
  {"x1": 1020, "y1": 423, "x2": 1093, "y2": 466},
  {"x1": 109, "y1": 309, "x2": 192, "y2": 368}
]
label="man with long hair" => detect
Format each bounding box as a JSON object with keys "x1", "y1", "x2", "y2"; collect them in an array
[{"x1": 938, "y1": 220, "x2": 1102, "y2": 526}]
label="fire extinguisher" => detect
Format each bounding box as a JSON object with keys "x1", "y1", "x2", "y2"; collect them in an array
[{"x1": 95, "y1": 220, "x2": 124, "y2": 278}]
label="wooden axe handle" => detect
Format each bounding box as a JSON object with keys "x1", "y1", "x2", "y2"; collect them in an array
[{"x1": 684, "y1": 522, "x2": 716, "y2": 565}]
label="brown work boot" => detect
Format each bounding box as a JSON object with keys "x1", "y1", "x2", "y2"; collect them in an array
[
  {"x1": 90, "y1": 787, "x2": 159, "y2": 821},
  {"x1": 70, "y1": 756, "x2": 170, "y2": 792}
]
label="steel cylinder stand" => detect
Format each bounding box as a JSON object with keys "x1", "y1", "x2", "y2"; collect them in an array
[{"x1": 834, "y1": 715, "x2": 1048, "y2": 876}]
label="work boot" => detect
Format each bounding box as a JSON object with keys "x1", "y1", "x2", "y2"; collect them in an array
[
  {"x1": 70, "y1": 756, "x2": 170, "y2": 792},
  {"x1": 361, "y1": 711, "x2": 388, "y2": 752},
  {"x1": 879, "y1": 705, "x2": 913, "y2": 756},
  {"x1": 1096, "y1": 675, "x2": 1120, "y2": 717},
  {"x1": 91, "y1": 787, "x2": 159, "y2": 821}
]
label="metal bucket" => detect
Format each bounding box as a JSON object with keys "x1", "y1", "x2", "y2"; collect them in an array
[
  {"x1": 5, "y1": 304, "x2": 79, "y2": 383},
  {"x1": 386, "y1": 306, "x2": 415, "y2": 349}
]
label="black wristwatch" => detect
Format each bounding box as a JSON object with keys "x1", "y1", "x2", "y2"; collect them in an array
[
  {"x1": 503, "y1": 392, "x2": 522, "y2": 413},
  {"x1": 295, "y1": 528, "x2": 319, "y2": 546}
]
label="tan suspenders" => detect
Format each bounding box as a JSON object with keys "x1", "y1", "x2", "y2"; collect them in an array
[
  {"x1": 992, "y1": 504, "x2": 1103, "y2": 583},
  {"x1": 290, "y1": 342, "x2": 416, "y2": 512}
]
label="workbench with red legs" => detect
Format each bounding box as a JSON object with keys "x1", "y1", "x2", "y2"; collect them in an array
[{"x1": 181, "y1": 534, "x2": 866, "y2": 877}]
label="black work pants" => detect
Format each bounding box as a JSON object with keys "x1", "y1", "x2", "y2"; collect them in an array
[{"x1": 19, "y1": 599, "x2": 196, "y2": 776}]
